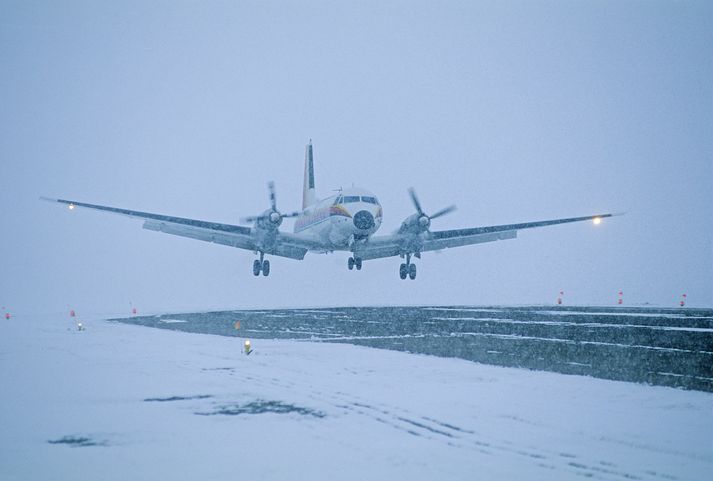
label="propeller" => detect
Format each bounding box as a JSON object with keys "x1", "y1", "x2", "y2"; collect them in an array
[
  {"x1": 407, "y1": 187, "x2": 456, "y2": 232},
  {"x1": 241, "y1": 181, "x2": 300, "y2": 226}
]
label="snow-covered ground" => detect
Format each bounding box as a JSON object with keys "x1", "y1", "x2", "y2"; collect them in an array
[{"x1": 1, "y1": 315, "x2": 711, "y2": 481}]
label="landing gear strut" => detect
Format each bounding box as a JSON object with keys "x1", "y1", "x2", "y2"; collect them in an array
[
  {"x1": 348, "y1": 256, "x2": 363, "y2": 271},
  {"x1": 399, "y1": 253, "x2": 417, "y2": 280},
  {"x1": 252, "y1": 252, "x2": 270, "y2": 277}
]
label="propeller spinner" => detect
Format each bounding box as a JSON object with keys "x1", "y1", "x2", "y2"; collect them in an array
[{"x1": 241, "y1": 182, "x2": 299, "y2": 227}]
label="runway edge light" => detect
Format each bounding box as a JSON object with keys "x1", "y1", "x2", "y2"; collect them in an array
[{"x1": 556, "y1": 290, "x2": 564, "y2": 306}]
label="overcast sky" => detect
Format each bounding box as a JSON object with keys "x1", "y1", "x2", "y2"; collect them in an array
[{"x1": 1, "y1": 0, "x2": 712, "y2": 317}]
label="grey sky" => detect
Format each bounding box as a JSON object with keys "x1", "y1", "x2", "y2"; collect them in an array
[{"x1": 1, "y1": 0, "x2": 712, "y2": 316}]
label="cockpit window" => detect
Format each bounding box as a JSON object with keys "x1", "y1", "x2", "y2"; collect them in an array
[
  {"x1": 361, "y1": 196, "x2": 378, "y2": 204},
  {"x1": 342, "y1": 196, "x2": 360, "y2": 203}
]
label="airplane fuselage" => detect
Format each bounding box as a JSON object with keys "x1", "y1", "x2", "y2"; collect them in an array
[{"x1": 293, "y1": 187, "x2": 383, "y2": 252}]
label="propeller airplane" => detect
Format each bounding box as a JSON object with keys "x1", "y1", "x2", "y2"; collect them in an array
[{"x1": 42, "y1": 141, "x2": 620, "y2": 280}]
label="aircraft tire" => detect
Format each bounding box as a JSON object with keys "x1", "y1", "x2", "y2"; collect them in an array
[
  {"x1": 348, "y1": 257, "x2": 355, "y2": 270},
  {"x1": 399, "y1": 263, "x2": 407, "y2": 279},
  {"x1": 252, "y1": 259, "x2": 261, "y2": 276},
  {"x1": 408, "y1": 263, "x2": 417, "y2": 280},
  {"x1": 355, "y1": 257, "x2": 362, "y2": 270},
  {"x1": 262, "y1": 260, "x2": 270, "y2": 276}
]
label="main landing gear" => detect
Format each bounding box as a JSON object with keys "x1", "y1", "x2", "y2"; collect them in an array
[
  {"x1": 347, "y1": 256, "x2": 363, "y2": 271},
  {"x1": 399, "y1": 253, "x2": 417, "y2": 280},
  {"x1": 252, "y1": 252, "x2": 270, "y2": 277}
]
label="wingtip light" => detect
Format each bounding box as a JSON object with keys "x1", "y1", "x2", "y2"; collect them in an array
[{"x1": 593, "y1": 217, "x2": 602, "y2": 225}]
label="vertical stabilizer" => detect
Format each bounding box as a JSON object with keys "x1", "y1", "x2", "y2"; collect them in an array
[{"x1": 302, "y1": 141, "x2": 317, "y2": 209}]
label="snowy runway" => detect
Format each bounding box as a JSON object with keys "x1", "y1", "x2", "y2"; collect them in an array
[
  {"x1": 117, "y1": 306, "x2": 713, "y2": 391},
  {"x1": 1, "y1": 314, "x2": 711, "y2": 480}
]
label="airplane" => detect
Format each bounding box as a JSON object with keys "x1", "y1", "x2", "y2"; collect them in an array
[{"x1": 42, "y1": 141, "x2": 620, "y2": 280}]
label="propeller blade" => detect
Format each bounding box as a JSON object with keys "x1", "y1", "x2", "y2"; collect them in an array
[
  {"x1": 268, "y1": 181, "x2": 277, "y2": 211},
  {"x1": 408, "y1": 187, "x2": 423, "y2": 215},
  {"x1": 241, "y1": 182, "x2": 298, "y2": 226},
  {"x1": 430, "y1": 205, "x2": 457, "y2": 219}
]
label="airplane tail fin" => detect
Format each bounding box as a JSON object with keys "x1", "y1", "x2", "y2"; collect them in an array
[{"x1": 302, "y1": 140, "x2": 316, "y2": 209}]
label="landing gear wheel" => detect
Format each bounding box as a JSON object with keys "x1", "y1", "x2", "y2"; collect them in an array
[
  {"x1": 399, "y1": 263, "x2": 408, "y2": 280},
  {"x1": 348, "y1": 257, "x2": 355, "y2": 270},
  {"x1": 355, "y1": 257, "x2": 362, "y2": 270},
  {"x1": 252, "y1": 259, "x2": 261, "y2": 276},
  {"x1": 408, "y1": 263, "x2": 417, "y2": 280},
  {"x1": 262, "y1": 260, "x2": 270, "y2": 276}
]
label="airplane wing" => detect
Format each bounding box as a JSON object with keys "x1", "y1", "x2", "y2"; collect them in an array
[
  {"x1": 354, "y1": 213, "x2": 619, "y2": 260},
  {"x1": 40, "y1": 197, "x2": 309, "y2": 259}
]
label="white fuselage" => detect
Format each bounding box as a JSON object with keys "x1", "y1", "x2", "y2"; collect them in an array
[{"x1": 293, "y1": 187, "x2": 383, "y2": 251}]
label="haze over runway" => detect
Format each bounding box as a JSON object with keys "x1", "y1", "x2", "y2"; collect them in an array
[{"x1": 2, "y1": 1, "x2": 712, "y2": 314}]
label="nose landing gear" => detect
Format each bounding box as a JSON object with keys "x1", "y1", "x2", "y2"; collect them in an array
[
  {"x1": 348, "y1": 256, "x2": 363, "y2": 271},
  {"x1": 399, "y1": 253, "x2": 417, "y2": 280},
  {"x1": 252, "y1": 252, "x2": 271, "y2": 276}
]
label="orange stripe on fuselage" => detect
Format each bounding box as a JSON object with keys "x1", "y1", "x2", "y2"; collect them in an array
[{"x1": 294, "y1": 205, "x2": 352, "y2": 233}]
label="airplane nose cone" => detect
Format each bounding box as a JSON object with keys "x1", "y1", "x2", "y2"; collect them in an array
[{"x1": 353, "y1": 210, "x2": 375, "y2": 230}]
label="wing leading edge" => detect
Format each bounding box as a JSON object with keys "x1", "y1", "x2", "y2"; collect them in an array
[
  {"x1": 355, "y1": 212, "x2": 620, "y2": 260},
  {"x1": 42, "y1": 197, "x2": 252, "y2": 235},
  {"x1": 40, "y1": 197, "x2": 310, "y2": 260}
]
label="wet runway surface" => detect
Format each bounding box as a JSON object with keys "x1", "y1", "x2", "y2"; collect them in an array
[{"x1": 111, "y1": 305, "x2": 713, "y2": 392}]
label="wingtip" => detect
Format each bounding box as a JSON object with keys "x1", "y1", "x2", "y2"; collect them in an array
[{"x1": 41, "y1": 197, "x2": 75, "y2": 207}]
